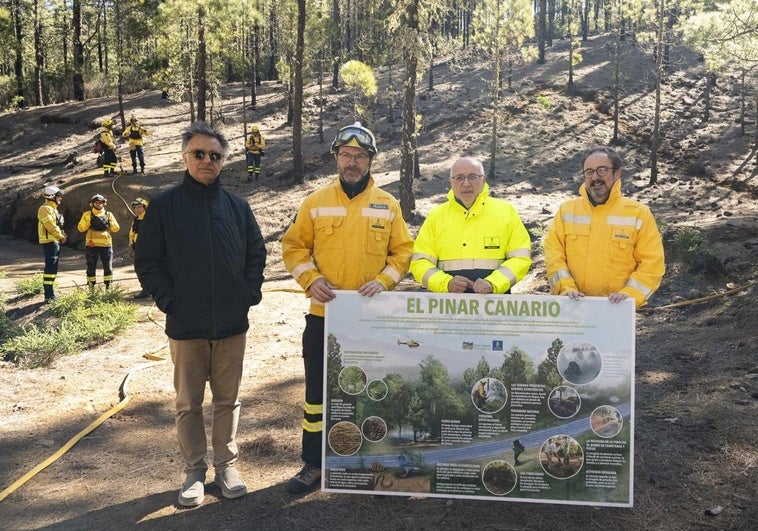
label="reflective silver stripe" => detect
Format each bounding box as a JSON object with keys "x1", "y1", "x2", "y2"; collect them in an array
[
  {"x1": 362, "y1": 207, "x2": 395, "y2": 220},
  {"x1": 562, "y1": 213, "x2": 591, "y2": 225},
  {"x1": 291, "y1": 261, "x2": 316, "y2": 280},
  {"x1": 411, "y1": 252, "x2": 437, "y2": 264},
  {"x1": 506, "y1": 248, "x2": 531, "y2": 259},
  {"x1": 438, "y1": 258, "x2": 502, "y2": 271},
  {"x1": 608, "y1": 215, "x2": 643, "y2": 229},
  {"x1": 496, "y1": 266, "x2": 517, "y2": 286},
  {"x1": 382, "y1": 265, "x2": 403, "y2": 283},
  {"x1": 548, "y1": 269, "x2": 572, "y2": 288},
  {"x1": 310, "y1": 206, "x2": 347, "y2": 219},
  {"x1": 626, "y1": 278, "x2": 652, "y2": 297},
  {"x1": 422, "y1": 268, "x2": 442, "y2": 288}
]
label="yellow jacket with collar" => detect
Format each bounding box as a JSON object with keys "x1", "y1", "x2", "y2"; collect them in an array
[
  {"x1": 122, "y1": 124, "x2": 149, "y2": 147},
  {"x1": 410, "y1": 183, "x2": 532, "y2": 293},
  {"x1": 245, "y1": 134, "x2": 265, "y2": 154},
  {"x1": 544, "y1": 180, "x2": 665, "y2": 307},
  {"x1": 282, "y1": 174, "x2": 414, "y2": 317},
  {"x1": 77, "y1": 209, "x2": 120, "y2": 247},
  {"x1": 37, "y1": 200, "x2": 65, "y2": 244}
]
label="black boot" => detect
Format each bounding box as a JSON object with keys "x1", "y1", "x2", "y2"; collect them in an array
[{"x1": 43, "y1": 285, "x2": 55, "y2": 301}]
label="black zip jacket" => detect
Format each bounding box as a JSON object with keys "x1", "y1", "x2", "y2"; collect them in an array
[{"x1": 135, "y1": 172, "x2": 266, "y2": 340}]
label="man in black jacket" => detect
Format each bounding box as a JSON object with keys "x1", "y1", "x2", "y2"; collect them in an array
[{"x1": 135, "y1": 121, "x2": 267, "y2": 507}]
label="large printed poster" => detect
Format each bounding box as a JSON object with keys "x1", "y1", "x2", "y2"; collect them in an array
[{"x1": 323, "y1": 291, "x2": 635, "y2": 507}]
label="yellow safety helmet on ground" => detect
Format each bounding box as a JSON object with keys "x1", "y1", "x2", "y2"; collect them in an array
[{"x1": 103, "y1": 119, "x2": 113, "y2": 128}]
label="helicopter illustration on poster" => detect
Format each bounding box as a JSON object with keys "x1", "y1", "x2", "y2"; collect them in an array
[{"x1": 397, "y1": 338, "x2": 420, "y2": 348}]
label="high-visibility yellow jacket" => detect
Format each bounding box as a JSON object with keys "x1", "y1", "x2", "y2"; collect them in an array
[
  {"x1": 282, "y1": 175, "x2": 413, "y2": 317},
  {"x1": 129, "y1": 212, "x2": 145, "y2": 247},
  {"x1": 37, "y1": 200, "x2": 65, "y2": 244},
  {"x1": 100, "y1": 128, "x2": 116, "y2": 150},
  {"x1": 410, "y1": 184, "x2": 532, "y2": 293},
  {"x1": 77, "y1": 208, "x2": 120, "y2": 247},
  {"x1": 245, "y1": 134, "x2": 265, "y2": 154},
  {"x1": 122, "y1": 124, "x2": 150, "y2": 147},
  {"x1": 544, "y1": 180, "x2": 665, "y2": 308}
]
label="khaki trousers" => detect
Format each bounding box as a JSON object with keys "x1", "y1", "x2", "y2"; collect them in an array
[{"x1": 169, "y1": 332, "x2": 246, "y2": 474}]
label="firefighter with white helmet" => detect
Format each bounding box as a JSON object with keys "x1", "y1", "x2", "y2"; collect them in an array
[
  {"x1": 37, "y1": 185, "x2": 67, "y2": 301},
  {"x1": 122, "y1": 115, "x2": 150, "y2": 174},
  {"x1": 77, "y1": 194, "x2": 120, "y2": 289},
  {"x1": 281, "y1": 121, "x2": 412, "y2": 493}
]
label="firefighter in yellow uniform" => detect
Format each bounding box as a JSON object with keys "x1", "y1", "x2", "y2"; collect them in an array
[
  {"x1": 544, "y1": 146, "x2": 665, "y2": 307},
  {"x1": 411, "y1": 157, "x2": 532, "y2": 294},
  {"x1": 245, "y1": 125, "x2": 266, "y2": 180},
  {"x1": 77, "y1": 194, "x2": 120, "y2": 289},
  {"x1": 37, "y1": 186, "x2": 67, "y2": 301},
  {"x1": 281, "y1": 122, "x2": 413, "y2": 493},
  {"x1": 100, "y1": 119, "x2": 118, "y2": 175},
  {"x1": 122, "y1": 115, "x2": 150, "y2": 174}
]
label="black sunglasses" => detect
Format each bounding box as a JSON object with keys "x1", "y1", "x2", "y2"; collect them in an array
[{"x1": 185, "y1": 149, "x2": 223, "y2": 162}]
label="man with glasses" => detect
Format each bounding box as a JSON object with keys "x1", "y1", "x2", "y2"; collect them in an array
[
  {"x1": 281, "y1": 121, "x2": 413, "y2": 493},
  {"x1": 544, "y1": 146, "x2": 664, "y2": 307},
  {"x1": 410, "y1": 156, "x2": 532, "y2": 294},
  {"x1": 135, "y1": 121, "x2": 267, "y2": 507}
]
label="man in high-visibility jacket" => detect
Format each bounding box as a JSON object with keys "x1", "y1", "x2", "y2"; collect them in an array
[
  {"x1": 544, "y1": 146, "x2": 665, "y2": 308},
  {"x1": 281, "y1": 121, "x2": 413, "y2": 493},
  {"x1": 77, "y1": 194, "x2": 120, "y2": 290},
  {"x1": 122, "y1": 115, "x2": 150, "y2": 174},
  {"x1": 410, "y1": 156, "x2": 532, "y2": 294},
  {"x1": 37, "y1": 185, "x2": 67, "y2": 301}
]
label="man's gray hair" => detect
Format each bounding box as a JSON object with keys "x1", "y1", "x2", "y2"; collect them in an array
[{"x1": 181, "y1": 121, "x2": 229, "y2": 155}]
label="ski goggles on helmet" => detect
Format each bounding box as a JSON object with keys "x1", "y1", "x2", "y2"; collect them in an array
[{"x1": 330, "y1": 123, "x2": 377, "y2": 155}]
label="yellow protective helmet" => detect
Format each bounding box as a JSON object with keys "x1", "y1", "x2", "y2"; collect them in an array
[
  {"x1": 103, "y1": 119, "x2": 113, "y2": 128},
  {"x1": 250, "y1": 125, "x2": 260, "y2": 133},
  {"x1": 131, "y1": 197, "x2": 148, "y2": 208}
]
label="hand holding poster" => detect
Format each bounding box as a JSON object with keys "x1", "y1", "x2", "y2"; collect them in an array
[{"x1": 323, "y1": 291, "x2": 635, "y2": 507}]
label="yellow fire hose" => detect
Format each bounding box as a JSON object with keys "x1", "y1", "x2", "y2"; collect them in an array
[{"x1": 0, "y1": 288, "x2": 304, "y2": 504}]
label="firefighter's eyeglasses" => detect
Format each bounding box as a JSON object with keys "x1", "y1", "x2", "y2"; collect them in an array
[
  {"x1": 452, "y1": 174, "x2": 484, "y2": 183},
  {"x1": 582, "y1": 166, "x2": 615, "y2": 179},
  {"x1": 185, "y1": 149, "x2": 223, "y2": 162},
  {"x1": 337, "y1": 152, "x2": 369, "y2": 162}
]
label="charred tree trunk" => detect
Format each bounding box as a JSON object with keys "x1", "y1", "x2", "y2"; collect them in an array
[
  {"x1": 72, "y1": 0, "x2": 85, "y2": 101},
  {"x1": 292, "y1": 0, "x2": 306, "y2": 183},
  {"x1": 399, "y1": 0, "x2": 420, "y2": 219}
]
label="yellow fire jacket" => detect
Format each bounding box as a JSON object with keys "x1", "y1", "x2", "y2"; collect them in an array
[
  {"x1": 245, "y1": 134, "x2": 265, "y2": 154},
  {"x1": 410, "y1": 183, "x2": 532, "y2": 293},
  {"x1": 129, "y1": 212, "x2": 145, "y2": 247},
  {"x1": 77, "y1": 208, "x2": 120, "y2": 247},
  {"x1": 282, "y1": 175, "x2": 414, "y2": 317},
  {"x1": 544, "y1": 180, "x2": 665, "y2": 308},
  {"x1": 37, "y1": 200, "x2": 65, "y2": 244},
  {"x1": 100, "y1": 128, "x2": 116, "y2": 150},
  {"x1": 122, "y1": 124, "x2": 150, "y2": 147}
]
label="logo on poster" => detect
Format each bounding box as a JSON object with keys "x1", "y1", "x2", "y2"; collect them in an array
[{"x1": 492, "y1": 340, "x2": 504, "y2": 351}]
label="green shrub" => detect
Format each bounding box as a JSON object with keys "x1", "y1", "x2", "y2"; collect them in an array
[
  {"x1": 670, "y1": 226, "x2": 724, "y2": 276},
  {"x1": 0, "y1": 288, "x2": 137, "y2": 367},
  {"x1": 15, "y1": 274, "x2": 44, "y2": 298}
]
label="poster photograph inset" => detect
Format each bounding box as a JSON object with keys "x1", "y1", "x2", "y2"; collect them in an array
[{"x1": 323, "y1": 291, "x2": 635, "y2": 507}]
